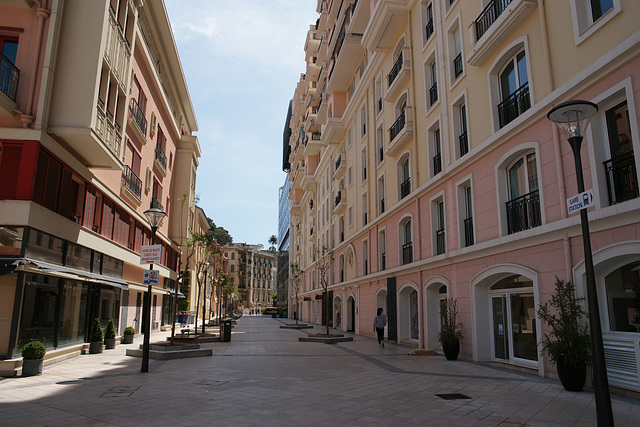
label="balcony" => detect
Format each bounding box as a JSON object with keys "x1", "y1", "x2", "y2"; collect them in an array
[
  {"x1": 154, "y1": 144, "x2": 167, "y2": 176},
  {"x1": 402, "y1": 242, "x2": 413, "y2": 265},
  {"x1": 350, "y1": 0, "x2": 370, "y2": 33},
  {"x1": 94, "y1": 104, "x2": 124, "y2": 164},
  {"x1": 363, "y1": 0, "x2": 409, "y2": 51},
  {"x1": 121, "y1": 165, "x2": 142, "y2": 205},
  {"x1": 380, "y1": 252, "x2": 386, "y2": 271},
  {"x1": 0, "y1": 51, "x2": 19, "y2": 103},
  {"x1": 334, "y1": 154, "x2": 346, "y2": 178},
  {"x1": 387, "y1": 107, "x2": 413, "y2": 156},
  {"x1": 464, "y1": 217, "x2": 474, "y2": 247},
  {"x1": 435, "y1": 229, "x2": 446, "y2": 255},
  {"x1": 128, "y1": 98, "x2": 147, "y2": 145},
  {"x1": 400, "y1": 177, "x2": 411, "y2": 199},
  {"x1": 385, "y1": 47, "x2": 410, "y2": 102},
  {"x1": 506, "y1": 190, "x2": 541, "y2": 234},
  {"x1": 104, "y1": 11, "x2": 131, "y2": 92},
  {"x1": 327, "y1": 29, "x2": 363, "y2": 92},
  {"x1": 453, "y1": 53, "x2": 463, "y2": 80},
  {"x1": 323, "y1": 115, "x2": 344, "y2": 145},
  {"x1": 428, "y1": 82, "x2": 438, "y2": 107},
  {"x1": 459, "y1": 132, "x2": 469, "y2": 157},
  {"x1": 425, "y1": 18, "x2": 434, "y2": 41},
  {"x1": 333, "y1": 190, "x2": 346, "y2": 214},
  {"x1": 498, "y1": 83, "x2": 530, "y2": 128},
  {"x1": 433, "y1": 152, "x2": 442, "y2": 175},
  {"x1": 151, "y1": 196, "x2": 164, "y2": 211},
  {"x1": 467, "y1": 0, "x2": 537, "y2": 66},
  {"x1": 604, "y1": 153, "x2": 639, "y2": 205}
]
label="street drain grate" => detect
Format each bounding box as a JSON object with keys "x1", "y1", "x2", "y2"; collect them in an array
[
  {"x1": 100, "y1": 385, "x2": 140, "y2": 398},
  {"x1": 435, "y1": 393, "x2": 471, "y2": 400}
]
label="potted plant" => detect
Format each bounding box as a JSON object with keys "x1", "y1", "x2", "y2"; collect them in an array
[
  {"x1": 104, "y1": 319, "x2": 116, "y2": 349},
  {"x1": 89, "y1": 318, "x2": 104, "y2": 354},
  {"x1": 438, "y1": 298, "x2": 464, "y2": 360},
  {"x1": 537, "y1": 277, "x2": 591, "y2": 392},
  {"x1": 21, "y1": 340, "x2": 46, "y2": 376},
  {"x1": 122, "y1": 326, "x2": 135, "y2": 344}
]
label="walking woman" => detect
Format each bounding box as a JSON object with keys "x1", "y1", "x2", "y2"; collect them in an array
[{"x1": 373, "y1": 307, "x2": 387, "y2": 348}]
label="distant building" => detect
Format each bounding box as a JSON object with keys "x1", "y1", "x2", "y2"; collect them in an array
[{"x1": 223, "y1": 243, "x2": 275, "y2": 310}]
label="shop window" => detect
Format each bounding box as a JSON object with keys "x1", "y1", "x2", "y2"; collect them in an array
[{"x1": 605, "y1": 261, "x2": 640, "y2": 333}]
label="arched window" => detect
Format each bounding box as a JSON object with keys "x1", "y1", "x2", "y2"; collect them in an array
[
  {"x1": 398, "y1": 154, "x2": 411, "y2": 200},
  {"x1": 497, "y1": 50, "x2": 530, "y2": 128},
  {"x1": 400, "y1": 218, "x2": 413, "y2": 265},
  {"x1": 339, "y1": 254, "x2": 345, "y2": 282},
  {"x1": 506, "y1": 152, "x2": 540, "y2": 234}
]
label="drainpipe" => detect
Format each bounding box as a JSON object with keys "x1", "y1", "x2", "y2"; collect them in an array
[
  {"x1": 537, "y1": 0, "x2": 554, "y2": 92},
  {"x1": 552, "y1": 122, "x2": 573, "y2": 281}
]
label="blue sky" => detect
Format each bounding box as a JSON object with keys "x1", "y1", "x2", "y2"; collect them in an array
[{"x1": 165, "y1": 1, "x2": 317, "y2": 248}]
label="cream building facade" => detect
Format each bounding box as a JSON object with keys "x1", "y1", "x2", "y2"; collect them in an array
[
  {"x1": 288, "y1": 0, "x2": 640, "y2": 394},
  {"x1": 0, "y1": 0, "x2": 199, "y2": 374},
  {"x1": 224, "y1": 243, "x2": 276, "y2": 311}
]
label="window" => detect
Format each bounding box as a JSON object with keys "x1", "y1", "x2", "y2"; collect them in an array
[
  {"x1": 363, "y1": 239, "x2": 369, "y2": 275},
  {"x1": 378, "y1": 229, "x2": 386, "y2": 271},
  {"x1": 506, "y1": 152, "x2": 541, "y2": 234},
  {"x1": 378, "y1": 176, "x2": 386, "y2": 214},
  {"x1": 453, "y1": 96, "x2": 468, "y2": 158},
  {"x1": 377, "y1": 124, "x2": 384, "y2": 164},
  {"x1": 399, "y1": 155, "x2": 411, "y2": 200},
  {"x1": 390, "y1": 96, "x2": 407, "y2": 143},
  {"x1": 433, "y1": 199, "x2": 445, "y2": 255},
  {"x1": 0, "y1": 36, "x2": 19, "y2": 100},
  {"x1": 605, "y1": 261, "x2": 640, "y2": 333},
  {"x1": 375, "y1": 76, "x2": 383, "y2": 115},
  {"x1": 401, "y1": 218, "x2": 413, "y2": 265},
  {"x1": 498, "y1": 50, "x2": 530, "y2": 128},
  {"x1": 422, "y1": 2, "x2": 434, "y2": 43},
  {"x1": 33, "y1": 151, "x2": 62, "y2": 212},
  {"x1": 339, "y1": 254, "x2": 345, "y2": 282},
  {"x1": 430, "y1": 125, "x2": 442, "y2": 176},
  {"x1": 82, "y1": 187, "x2": 98, "y2": 229},
  {"x1": 362, "y1": 193, "x2": 368, "y2": 225},
  {"x1": 448, "y1": 23, "x2": 463, "y2": 81},
  {"x1": 360, "y1": 105, "x2": 367, "y2": 138},
  {"x1": 339, "y1": 216, "x2": 345, "y2": 243},
  {"x1": 571, "y1": 0, "x2": 619, "y2": 43},
  {"x1": 458, "y1": 182, "x2": 474, "y2": 247},
  {"x1": 101, "y1": 200, "x2": 115, "y2": 239},
  {"x1": 362, "y1": 148, "x2": 367, "y2": 182},
  {"x1": 425, "y1": 57, "x2": 438, "y2": 108}
]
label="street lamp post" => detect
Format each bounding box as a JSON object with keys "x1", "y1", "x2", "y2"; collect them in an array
[
  {"x1": 202, "y1": 262, "x2": 209, "y2": 334},
  {"x1": 548, "y1": 100, "x2": 614, "y2": 426},
  {"x1": 141, "y1": 208, "x2": 167, "y2": 373}
]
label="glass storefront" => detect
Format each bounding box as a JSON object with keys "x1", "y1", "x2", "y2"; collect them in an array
[{"x1": 605, "y1": 261, "x2": 640, "y2": 333}]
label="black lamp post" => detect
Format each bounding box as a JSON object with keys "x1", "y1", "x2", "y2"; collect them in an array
[
  {"x1": 548, "y1": 100, "x2": 614, "y2": 426},
  {"x1": 141, "y1": 207, "x2": 167, "y2": 373},
  {"x1": 202, "y1": 262, "x2": 210, "y2": 334}
]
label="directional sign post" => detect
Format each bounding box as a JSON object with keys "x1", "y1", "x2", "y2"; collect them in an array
[
  {"x1": 140, "y1": 244, "x2": 162, "y2": 265},
  {"x1": 143, "y1": 269, "x2": 160, "y2": 286},
  {"x1": 566, "y1": 189, "x2": 594, "y2": 215}
]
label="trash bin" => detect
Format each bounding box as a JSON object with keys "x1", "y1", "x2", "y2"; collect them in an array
[{"x1": 220, "y1": 319, "x2": 232, "y2": 342}]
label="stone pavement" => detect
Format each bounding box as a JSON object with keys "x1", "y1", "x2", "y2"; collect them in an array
[{"x1": 1, "y1": 316, "x2": 640, "y2": 426}]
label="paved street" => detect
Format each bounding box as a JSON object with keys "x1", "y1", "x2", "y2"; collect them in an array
[{"x1": 1, "y1": 316, "x2": 640, "y2": 426}]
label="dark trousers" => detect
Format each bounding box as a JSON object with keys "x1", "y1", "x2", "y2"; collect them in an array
[{"x1": 376, "y1": 327, "x2": 384, "y2": 344}]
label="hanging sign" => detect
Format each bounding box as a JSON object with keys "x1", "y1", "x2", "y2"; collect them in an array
[
  {"x1": 566, "y1": 189, "x2": 594, "y2": 215},
  {"x1": 140, "y1": 244, "x2": 162, "y2": 264}
]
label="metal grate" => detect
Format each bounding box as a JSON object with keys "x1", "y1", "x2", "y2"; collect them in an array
[
  {"x1": 435, "y1": 393, "x2": 471, "y2": 400},
  {"x1": 101, "y1": 385, "x2": 140, "y2": 398}
]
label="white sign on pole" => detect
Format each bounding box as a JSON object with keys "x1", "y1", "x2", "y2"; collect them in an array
[
  {"x1": 143, "y1": 269, "x2": 160, "y2": 286},
  {"x1": 140, "y1": 244, "x2": 162, "y2": 264},
  {"x1": 566, "y1": 189, "x2": 594, "y2": 215}
]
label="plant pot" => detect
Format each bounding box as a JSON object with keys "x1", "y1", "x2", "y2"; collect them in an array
[
  {"x1": 104, "y1": 338, "x2": 116, "y2": 349},
  {"x1": 122, "y1": 334, "x2": 134, "y2": 344},
  {"x1": 442, "y1": 339, "x2": 460, "y2": 360},
  {"x1": 89, "y1": 342, "x2": 104, "y2": 354},
  {"x1": 22, "y1": 358, "x2": 43, "y2": 376},
  {"x1": 557, "y1": 357, "x2": 587, "y2": 392}
]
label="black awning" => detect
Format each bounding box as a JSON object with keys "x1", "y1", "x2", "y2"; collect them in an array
[{"x1": 16, "y1": 259, "x2": 129, "y2": 290}]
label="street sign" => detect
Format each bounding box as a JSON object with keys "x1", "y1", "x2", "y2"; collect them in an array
[
  {"x1": 140, "y1": 244, "x2": 162, "y2": 264},
  {"x1": 567, "y1": 189, "x2": 594, "y2": 215},
  {"x1": 143, "y1": 269, "x2": 160, "y2": 286}
]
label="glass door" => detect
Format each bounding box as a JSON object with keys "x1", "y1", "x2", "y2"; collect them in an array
[
  {"x1": 492, "y1": 296, "x2": 508, "y2": 360},
  {"x1": 492, "y1": 292, "x2": 538, "y2": 363}
]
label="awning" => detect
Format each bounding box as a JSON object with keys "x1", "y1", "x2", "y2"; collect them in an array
[{"x1": 14, "y1": 259, "x2": 129, "y2": 290}]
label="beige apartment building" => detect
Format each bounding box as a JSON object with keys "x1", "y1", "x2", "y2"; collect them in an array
[
  {"x1": 224, "y1": 243, "x2": 276, "y2": 311},
  {"x1": 287, "y1": 0, "x2": 640, "y2": 393},
  {"x1": 0, "y1": 0, "x2": 200, "y2": 374}
]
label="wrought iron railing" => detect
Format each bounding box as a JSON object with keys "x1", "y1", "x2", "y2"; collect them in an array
[
  {"x1": 402, "y1": 242, "x2": 413, "y2": 265},
  {"x1": 436, "y1": 229, "x2": 446, "y2": 255},
  {"x1": 401, "y1": 178, "x2": 411, "y2": 199},
  {"x1": 429, "y1": 82, "x2": 438, "y2": 106},
  {"x1": 604, "y1": 153, "x2": 639, "y2": 205},
  {"x1": 433, "y1": 152, "x2": 442, "y2": 175},
  {"x1": 121, "y1": 165, "x2": 142, "y2": 200},
  {"x1": 335, "y1": 155, "x2": 342, "y2": 172},
  {"x1": 506, "y1": 189, "x2": 541, "y2": 234},
  {"x1": 453, "y1": 53, "x2": 463, "y2": 79},
  {"x1": 155, "y1": 143, "x2": 167, "y2": 171},
  {"x1": 379, "y1": 146, "x2": 384, "y2": 163},
  {"x1": 390, "y1": 110, "x2": 406, "y2": 141},
  {"x1": 129, "y1": 98, "x2": 147, "y2": 136},
  {"x1": 151, "y1": 196, "x2": 164, "y2": 211},
  {"x1": 464, "y1": 217, "x2": 474, "y2": 247},
  {"x1": 380, "y1": 252, "x2": 386, "y2": 271},
  {"x1": 0, "y1": 51, "x2": 20, "y2": 101},
  {"x1": 475, "y1": 0, "x2": 513, "y2": 40},
  {"x1": 459, "y1": 131, "x2": 469, "y2": 157},
  {"x1": 380, "y1": 198, "x2": 385, "y2": 214},
  {"x1": 498, "y1": 82, "x2": 530, "y2": 128},
  {"x1": 425, "y1": 19, "x2": 434, "y2": 40},
  {"x1": 388, "y1": 52, "x2": 403, "y2": 87}
]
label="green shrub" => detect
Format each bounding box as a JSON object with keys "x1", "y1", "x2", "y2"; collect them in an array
[
  {"x1": 90, "y1": 318, "x2": 103, "y2": 343},
  {"x1": 124, "y1": 326, "x2": 135, "y2": 335},
  {"x1": 21, "y1": 341, "x2": 46, "y2": 359},
  {"x1": 104, "y1": 319, "x2": 116, "y2": 340}
]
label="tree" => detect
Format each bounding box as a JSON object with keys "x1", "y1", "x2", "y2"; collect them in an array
[
  {"x1": 268, "y1": 235, "x2": 277, "y2": 252},
  {"x1": 317, "y1": 247, "x2": 334, "y2": 336},
  {"x1": 290, "y1": 263, "x2": 303, "y2": 324},
  {"x1": 186, "y1": 231, "x2": 218, "y2": 333},
  {"x1": 207, "y1": 217, "x2": 233, "y2": 246}
]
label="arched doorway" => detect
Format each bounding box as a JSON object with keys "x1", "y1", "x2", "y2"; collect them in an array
[
  {"x1": 398, "y1": 284, "x2": 419, "y2": 344},
  {"x1": 424, "y1": 277, "x2": 449, "y2": 350},
  {"x1": 347, "y1": 295, "x2": 355, "y2": 332},
  {"x1": 376, "y1": 288, "x2": 388, "y2": 337}
]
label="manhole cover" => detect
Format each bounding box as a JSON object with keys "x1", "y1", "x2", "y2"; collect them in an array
[
  {"x1": 435, "y1": 393, "x2": 471, "y2": 400},
  {"x1": 100, "y1": 385, "x2": 140, "y2": 398}
]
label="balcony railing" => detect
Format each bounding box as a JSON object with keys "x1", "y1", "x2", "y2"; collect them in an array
[
  {"x1": 498, "y1": 82, "x2": 530, "y2": 128},
  {"x1": 429, "y1": 82, "x2": 438, "y2": 106},
  {"x1": 506, "y1": 189, "x2": 541, "y2": 234},
  {"x1": 378, "y1": 97, "x2": 383, "y2": 113},
  {"x1": 121, "y1": 165, "x2": 142, "y2": 201},
  {"x1": 335, "y1": 155, "x2": 342, "y2": 172},
  {"x1": 380, "y1": 252, "x2": 386, "y2": 271},
  {"x1": 425, "y1": 19, "x2": 434, "y2": 40},
  {"x1": 433, "y1": 152, "x2": 442, "y2": 175},
  {"x1": 453, "y1": 53, "x2": 463, "y2": 79},
  {"x1": 379, "y1": 145, "x2": 384, "y2": 163},
  {"x1": 388, "y1": 52, "x2": 403, "y2": 87},
  {"x1": 459, "y1": 131, "x2": 469, "y2": 157},
  {"x1": 436, "y1": 229, "x2": 446, "y2": 255},
  {"x1": 464, "y1": 217, "x2": 474, "y2": 247},
  {"x1": 151, "y1": 196, "x2": 164, "y2": 211},
  {"x1": 380, "y1": 198, "x2": 385, "y2": 214},
  {"x1": 402, "y1": 242, "x2": 413, "y2": 265},
  {"x1": 475, "y1": 0, "x2": 514, "y2": 41},
  {"x1": 155, "y1": 143, "x2": 167, "y2": 171},
  {"x1": 390, "y1": 110, "x2": 406, "y2": 141},
  {"x1": 334, "y1": 191, "x2": 342, "y2": 206},
  {"x1": 400, "y1": 177, "x2": 411, "y2": 199},
  {"x1": 0, "y1": 51, "x2": 20, "y2": 101},
  {"x1": 604, "y1": 153, "x2": 639, "y2": 205},
  {"x1": 129, "y1": 98, "x2": 147, "y2": 136}
]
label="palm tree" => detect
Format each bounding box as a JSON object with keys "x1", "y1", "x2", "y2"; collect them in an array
[{"x1": 268, "y1": 235, "x2": 277, "y2": 252}]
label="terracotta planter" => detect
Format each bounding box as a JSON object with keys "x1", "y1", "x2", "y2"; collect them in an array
[
  {"x1": 89, "y1": 342, "x2": 104, "y2": 354},
  {"x1": 22, "y1": 358, "x2": 43, "y2": 376},
  {"x1": 557, "y1": 357, "x2": 587, "y2": 392},
  {"x1": 122, "y1": 334, "x2": 134, "y2": 344},
  {"x1": 104, "y1": 338, "x2": 116, "y2": 349},
  {"x1": 442, "y1": 339, "x2": 460, "y2": 360}
]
